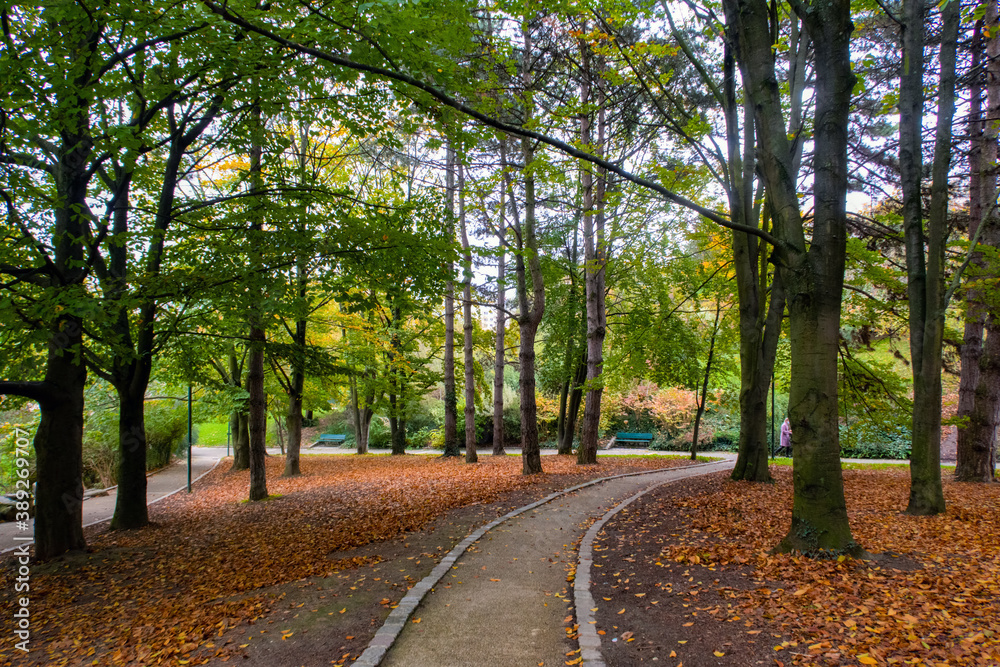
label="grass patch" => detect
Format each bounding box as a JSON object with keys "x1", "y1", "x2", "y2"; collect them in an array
[{"x1": 196, "y1": 422, "x2": 229, "y2": 446}]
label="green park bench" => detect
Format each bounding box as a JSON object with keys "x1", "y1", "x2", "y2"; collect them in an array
[
  {"x1": 614, "y1": 432, "x2": 654, "y2": 447},
  {"x1": 311, "y1": 434, "x2": 347, "y2": 448}
]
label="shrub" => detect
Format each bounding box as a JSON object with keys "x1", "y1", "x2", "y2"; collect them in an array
[
  {"x1": 840, "y1": 422, "x2": 911, "y2": 459},
  {"x1": 0, "y1": 410, "x2": 38, "y2": 495},
  {"x1": 82, "y1": 394, "x2": 189, "y2": 488},
  {"x1": 604, "y1": 383, "x2": 697, "y2": 438}
]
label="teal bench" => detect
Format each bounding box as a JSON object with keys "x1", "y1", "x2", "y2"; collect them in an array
[
  {"x1": 311, "y1": 434, "x2": 347, "y2": 447},
  {"x1": 615, "y1": 432, "x2": 654, "y2": 446}
]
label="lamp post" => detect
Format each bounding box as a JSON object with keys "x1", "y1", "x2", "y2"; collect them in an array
[{"x1": 187, "y1": 385, "x2": 193, "y2": 493}]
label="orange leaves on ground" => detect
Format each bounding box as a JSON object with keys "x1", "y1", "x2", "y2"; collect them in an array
[
  {"x1": 657, "y1": 469, "x2": 1000, "y2": 666},
  {"x1": 0, "y1": 454, "x2": 685, "y2": 666}
]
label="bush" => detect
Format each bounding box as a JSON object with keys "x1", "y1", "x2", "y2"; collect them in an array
[
  {"x1": 603, "y1": 383, "x2": 696, "y2": 439},
  {"x1": 82, "y1": 393, "x2": 189, "y2": 488},
  {"x1": 0, "y1": 410, "x2": 38, "y2": 495},
  {"x1": 840, "y1": 422, "x2": 911, "y2": 459}
]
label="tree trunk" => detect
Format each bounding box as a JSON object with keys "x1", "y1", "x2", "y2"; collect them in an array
[
  {"x1": 724, "y1": 0, "x2": 861, "y2": 554},
  {"x1": 247, "y1": 327, "x2": 269, "y2": 501},
  {"x1": 229, "y1": 353, "x2": 250, "y2": 470},
  {"x1": 233, "y1": 412, "x2": 250, "y2": 469},
  {"x1": 350, "y1": 375, "x2": 369, "y2": 455},
  {"x1": 30, "y1": 318, "x2": 88, "y2": 560},
  {"x1": 246, "y1": 102, "x2": 268, "y2": 502},
  {"x1": 3, "y1": 5, "x2": 96, "y2": 559},
  {"x1": 493, "y1": 193, "x2": 507, "y2": 456},
  {"x1": 393, "y1": 413, "x2": 408, "y2": 455},
  {"x1": 901, "y1": 0, "x2": 959, "y2": 514},
  {"x1": 562, "y1": 353, "x2": 587, "y2": 453},
  {"x1": 724, "y1": 37, "x2": 784, "y2": 482},
  {"x1": 692, "y1": 304, "x2": 722, "y2": 460},
  {"x1": 461, "y1": 159, "x2": 478, "y2": 463},
  {"x1": 111, "y1": 381, "x2": 149, "y2": 530},
  {"x1": 578, "y1": 42, "x2": 608, "y2": 466},
  {"x1": 283, "y1": 318, "x2": 307, "y2": 477},
  {"x1": 557, "y1": 228, "x2": 582, "y2": 456},
  {"x1": 389, "y1": 397, "x2": 406, "y2": 455},
  {"x1": 358, "y1": 407, "x2": 373, "y2": 454},
  {"x1": 443, "y1": 142, "x2": 460, "y2": 457},
  {"x1": 956, "y1": 7, "x2": 1000, "y2": 482}
]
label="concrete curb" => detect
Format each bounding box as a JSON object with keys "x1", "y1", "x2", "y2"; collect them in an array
[
  {"x1": 80, "y1": 455, "x2": 225, "y2": 531},
  {"x1": 574, "y1": 460, "x2": 735, "y2": 666},
  {"x1": 351, "y1": 459, "x2": 730, "y2": 667}
]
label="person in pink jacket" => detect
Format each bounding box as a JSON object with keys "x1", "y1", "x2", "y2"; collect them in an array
[{"x1": 778, "y1": 417, "x2": 792, "y2": 456}]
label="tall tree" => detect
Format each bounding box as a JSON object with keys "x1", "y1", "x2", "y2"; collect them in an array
[
  {"x1": 493, "y1": 181, "x2": 508, "y2": 456},
  {"x1": 724, "y1": 0, "x2": 862, "y2": 553},
  {"x1": 956, "y1": 4, "x2": 1000, "y2": 482},
  {"x1": 442, "y1": 142, "x2": 461, "y2": 457},
  {"x1": 898, "y1": 0, "x2": 959, "y2": 514},
  {"x1": 460, "y1": 157, "x2": 479, "y2": 463},
  {"x1": 577, "y1": 33, "x2": 609, "y2": 466}
]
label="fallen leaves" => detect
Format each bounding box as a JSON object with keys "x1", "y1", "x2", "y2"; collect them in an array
[
  {"x1": 0, "y1": 453, "x2": 686, "y2": 666},
  {"x1": 597, "y1": 468, "x2": 1000, "y2": 666}
]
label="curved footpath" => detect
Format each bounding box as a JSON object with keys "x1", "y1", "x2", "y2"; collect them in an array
[{"x1": 358, "y1": 458, "x2": 736, "y2": 667}]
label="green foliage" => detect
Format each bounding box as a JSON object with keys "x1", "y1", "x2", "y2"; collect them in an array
[
  {"x1": 840, "y1": 422, "x2": 912, "y2": 460},
  {"x1": 0, "y1": 410, "x2": 38, "y2": 494},
  {"x1": 81, "y1": 385, "x2": 190, "y2": 488}
]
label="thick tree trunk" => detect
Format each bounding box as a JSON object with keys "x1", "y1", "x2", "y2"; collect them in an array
[
  {"x1": 111, "y1": 382, "x2": 149, "y2": 530},
  {"x1": 725, "y1": 0, "x2": 861, "y2": 554},
  {"x1": 393, "y1": 414, "x2": 408, "y2": 455},
  {"x1": 247, "y1": 327, "x2": 269, "y2": 501},
  {"x1": 956, "y1": 7, "x2": 1000, "y2": 482},
  {"x1": 31, "y1": 318, "x2": 88, "y2": 559},
  {"x1": 246, "y1": 102, "x2": 268, "y2": 502},
  {"x1": 443, "y1": 142, "x2": 460, "y2": 457},
  {"x1": 358, "y1": 407, "x2": 373, "y2": 453},
  {"x1": 390, "y1": 397, "x2": 407, "y2": 455},
  {"x1": 350, "y1": 376, "x2": 370, "y2": 455}
]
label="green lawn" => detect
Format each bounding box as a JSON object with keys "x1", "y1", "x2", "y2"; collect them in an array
[{"x1": 195, "y1": 421, "x2": 282, "y2": 447}]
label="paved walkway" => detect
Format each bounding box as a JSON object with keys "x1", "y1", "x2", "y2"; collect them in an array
[
  {"x1": 356, "y1": 459, "x2": 737, "y2": 667},
  {"x1": 0, "y1": 446, "x2": 223, "y2": 554}
]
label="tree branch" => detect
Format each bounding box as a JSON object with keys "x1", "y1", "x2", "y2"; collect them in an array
[{"x1": 200, "y1": 0, "x2": 782, "y2": 247}]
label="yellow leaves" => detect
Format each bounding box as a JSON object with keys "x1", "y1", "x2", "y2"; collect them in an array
[
  {"x1": 858, "y1": 655, "x2": 878, "y2": 665},
  {"x1": 713, "y1": 650, "x2": 725, "y2": 657}
]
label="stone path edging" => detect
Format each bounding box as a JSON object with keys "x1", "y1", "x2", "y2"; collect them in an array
[
  {"x1": 351, "y1": 459, "x2": 728, "y2": 667},
  {"x1": 574, "y1": 461, "x2": 733, "y2": 666},
  {"x1": 81, "y1": 455, "x2": 225, "y2": 530}
]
